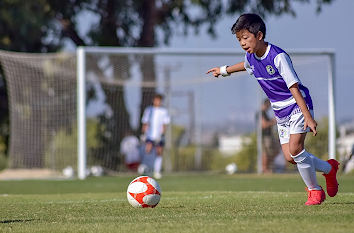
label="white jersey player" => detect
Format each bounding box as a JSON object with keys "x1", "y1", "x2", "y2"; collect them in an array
[{"x1": 141, "y1": 94, "x2": 170, "y2": 179}]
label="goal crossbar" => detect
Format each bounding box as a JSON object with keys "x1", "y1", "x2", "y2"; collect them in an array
[{"x1": 76, "y1": 46, "x2": 336, "y2": 179}]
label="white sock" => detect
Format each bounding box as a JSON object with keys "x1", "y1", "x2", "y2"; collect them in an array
[
  {"x1": 154, "y1": 156, "x2": 163, "y2": 174},
  {"x1": 291, "y1": 149, "x2": 321, "y2": 190},
  {"x1": 307, "y1": 152, "x2": 331, "y2": 174}
]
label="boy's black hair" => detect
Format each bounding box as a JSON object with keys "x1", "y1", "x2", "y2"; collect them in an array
[
  {"x1": 231, "y1": 13, "x2": 266, "y2": 39},
  {"x1": 154, "y1": 93, "x2": 164, "y2": 100}
]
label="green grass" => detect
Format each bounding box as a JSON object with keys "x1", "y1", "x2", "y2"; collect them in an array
[{"x1": 0, "y1": 174, "x2": 353, "y2": 233}]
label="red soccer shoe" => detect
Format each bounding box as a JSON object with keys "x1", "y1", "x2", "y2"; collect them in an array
[
  {"x1": 323, "y1": 159, "x2": 340, "y2": 197},
  {"x1": 305, "y1": 187, "x2": 326, "y2": 206}
]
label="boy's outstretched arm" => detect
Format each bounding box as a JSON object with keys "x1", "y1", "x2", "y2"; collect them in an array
[
  {"x1": 206, "y1": 62, "x2": 246, "y2": 77},
  {"x1": 289, "y1": 83, "x2": 317, "y2": 136}
]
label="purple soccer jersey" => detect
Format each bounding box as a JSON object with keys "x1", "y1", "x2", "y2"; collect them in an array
[{"x1": 244, "y1": 43, "x2": 313, "y2": 123}]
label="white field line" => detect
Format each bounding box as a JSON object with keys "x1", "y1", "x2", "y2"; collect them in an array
[{"x1": 1, "y1": 191, "x2": 353, "y2": 205}]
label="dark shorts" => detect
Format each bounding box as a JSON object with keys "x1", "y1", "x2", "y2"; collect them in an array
[
  {"x1": 146, "y1": 138, "x2": 165, "y2": 147},
  {"x1": 262, "y1": 136, "x2": 278, "y2": 161}
]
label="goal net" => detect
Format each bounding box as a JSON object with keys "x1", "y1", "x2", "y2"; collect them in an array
[
  {"x1": 0, "y1": 51, "x2": 77, "y2": 171},
  {"x1": 0, "y1": 48, "x2": 335, "y2": 178}
]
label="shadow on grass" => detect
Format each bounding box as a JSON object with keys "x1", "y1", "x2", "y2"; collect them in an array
[
  {"x1": 0, "y1": 219, "x2": 37, "y2": 224},
  {"x1": 327, "y1": 202, "x2": 354, "y2": 205},
  {"x1": 160, "y1": 205, "x2": 185, "y2": 209}
]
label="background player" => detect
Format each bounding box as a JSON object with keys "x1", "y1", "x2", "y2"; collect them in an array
[
  {"x1": 261, "y1": 99, "x2": 279, "y2": 173},
  {"x1": 206, "y1": 13, "x2": 339, "y2": 205},
  {"x1": 120, "y1": 130, "x2": 141, "y2": 171},
  {"x1": 141, "y1": 94, "x2": 170, "y2": 179}
]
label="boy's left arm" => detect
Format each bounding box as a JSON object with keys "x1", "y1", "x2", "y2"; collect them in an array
[{"x1": 289, "y1": 83, "x2": 317, "y2": 136}]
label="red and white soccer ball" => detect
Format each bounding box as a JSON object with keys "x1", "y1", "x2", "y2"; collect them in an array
[{"x1": 127, "y1": 176, "x2": 161, "y2": 208}]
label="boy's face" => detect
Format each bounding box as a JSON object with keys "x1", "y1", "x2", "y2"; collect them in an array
[
  {"x1": 153, "y1": 97, "x2": 162, "y2": 107},
  {"x1": 236, "y1": 29, "x2": 263, "y2": 54}
]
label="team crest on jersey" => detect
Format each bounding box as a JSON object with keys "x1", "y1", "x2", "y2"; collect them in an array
[{"x1": 266, "y1": 65, "x2": 275, "y2": 75}]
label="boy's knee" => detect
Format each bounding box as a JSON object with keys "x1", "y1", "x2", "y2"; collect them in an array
[
  {"x1": 156, "y1": 147, "x2": 163, "y2": 156},
  {"x1": 289, "y1": 146, "x2": 304, "y2": 157},
  {"x1": 282, "y1": 150, "x2": 296, "y2": 164},
  {"x1": 286, "y1": 157, "x2": 296, "y2": 165}
]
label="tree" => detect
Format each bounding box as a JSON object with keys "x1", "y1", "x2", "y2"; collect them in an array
[
  {"x1": 43, "y1": 0, "x2": 335, "y2": 123},
  {"x1": 0, "y1": 0, "x2": 334, "y2": 169}
]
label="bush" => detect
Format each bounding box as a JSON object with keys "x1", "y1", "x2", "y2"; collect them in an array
[
  {"x1": 210, "y1": 133, "x2": 257, "y2": 173},
  {"x1": 0, "y1": 130, "x2": 8, "y2": 171},
  {"x1": 0, "y1": 153, "x2": 7, "y2": 171},
  {"x1": 44, "y1": 119, "x2": 102, "y2": 171},
  {"x1": 170, "y1": 134, "x2": 257, "y2": 173}
]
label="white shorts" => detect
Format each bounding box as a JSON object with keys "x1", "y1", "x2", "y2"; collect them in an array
[{"x1": 277, "y1": 110, "x2": 314, "y2": 145}]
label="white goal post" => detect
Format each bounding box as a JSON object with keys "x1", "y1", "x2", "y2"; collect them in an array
[{"x1": 76, "y1": 46, "x2": 336, "y2": 179}]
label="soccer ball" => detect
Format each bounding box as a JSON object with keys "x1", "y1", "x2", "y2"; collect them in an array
[
  {"x1": 225, "y1": 162, "x2": 238, "y2": 174},
  {"x1": 62, "y1": 166, "x2": 74, "y2": 178},
  {"x1": 127, "y1": 176, "x2": 161, "y2": 208},
  {"x1": 90, "y1": 165, "x2": 104, "y2": 176}
]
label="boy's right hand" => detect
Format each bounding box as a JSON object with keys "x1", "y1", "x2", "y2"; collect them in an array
[
  {"x1": 304, "y1": 117, "x2": 318, "y2": 136},
  {"x1": 206, "y1": 67, "x2": 221, "y2": 77}
]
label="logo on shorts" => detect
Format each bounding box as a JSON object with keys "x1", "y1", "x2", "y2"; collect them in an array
[
  {"x1": 266, "y1": 65, "x2": 275, "y2": 75},
  {"x1": 279, "y1": 128, "x2": 286, "y2": 138}
]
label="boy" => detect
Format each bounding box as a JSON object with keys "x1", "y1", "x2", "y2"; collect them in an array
[
  {"x1": 207, "y1": 13, "x2": 339, "y2": 205},
  {"x1": 141, "y1": 94, "x2": 170, "y2": 179}
]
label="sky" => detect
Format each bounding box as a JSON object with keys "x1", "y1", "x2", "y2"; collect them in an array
[
  {"x1": 162, "y1": 0, "x2": 354, "y2": 123},
  {"x1": 73, "y1": 0, "x2": 354, "y2": 134}
]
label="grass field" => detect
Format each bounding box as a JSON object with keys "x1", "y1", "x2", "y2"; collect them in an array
[{"x1": 0, "y1": 173, "x2": 353, "y2": 233}]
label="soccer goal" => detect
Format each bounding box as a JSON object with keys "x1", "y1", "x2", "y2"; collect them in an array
[{"x1": 0, "y1": 47, "x2": 335, "y2": 179}]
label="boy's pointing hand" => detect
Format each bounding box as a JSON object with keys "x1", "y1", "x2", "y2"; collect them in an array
[{"x1": 206, "y1": 67, "x2": 221, "y2": 77}]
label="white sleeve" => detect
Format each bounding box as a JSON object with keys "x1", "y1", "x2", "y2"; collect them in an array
[
  {"x1": 274, "y1": 53, "x2": 301, "y2": 88},
  {"x1": 163, "y1": 109, "x2": 170, "y2": 125},
  {"x1": 141, "y1": 107, "x2": 150, "y2": 124},
  {"x1": 244, "y1": 54, "x2": 253, "y2": 75}
]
